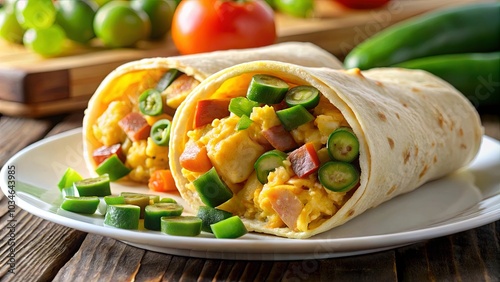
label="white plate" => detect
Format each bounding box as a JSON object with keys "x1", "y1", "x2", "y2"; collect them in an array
[{"x1": 1, "y1": 128, "x2": 499, "y2": 260}]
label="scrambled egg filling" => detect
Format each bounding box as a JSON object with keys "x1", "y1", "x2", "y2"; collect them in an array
[{"x1": 183, "y1": 95, "x2": 352, "y2": 231}]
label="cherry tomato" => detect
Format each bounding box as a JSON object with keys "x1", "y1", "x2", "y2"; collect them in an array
[
  {"x1": 171, "y1": 0, "x2": 276, "y2": 55},
  {"x1": 334, "y1": 0, "x2": 391, "y2": 9}
]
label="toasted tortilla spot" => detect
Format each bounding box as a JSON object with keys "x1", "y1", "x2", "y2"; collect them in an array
[
  {"x1": 458, "y1": 128, "x2": 464, "y2": 137},
  {"x1": 375, "y1": 81, "x2": 383, "y2": 87},
  {"x1": 460, "y1": 143, "x2": 467, "y2": 149},
  {"x1": 346, "y1": 209, "x2": 355, "y2": 218},
  {"x1": 403, "y1": 149, "x2": 411, "y2": 164},
  {"x1": 412, "y1": 87, "x2": 420, "y2": 92},
  {"x1": 402, "y1": 102, "x2": 408, "y2": 108},
  {"x1": 450, "y1": 120, "x2": 455, "y2": 131},
  {"x1": 433, "y1": 155, "x2": 438, "y2": 164},
  {"x1": 395, "y1": 113, "x2": 400, "y2": 120},
  {"x1": 419, "y1": 164, "x2": 429, "y2": 179},
  {"x1": 387, "y1": 137, "x2": 395, "y2": 149},
  {"x1": 437, "y1": 113, "x2": 445, "y2": 128},
  {"x1": 386, "y1": 184, "x2": 397, "y2": 195},
  {"x1": 414, "y1": 146, "x2": 419, "y2": 157},
  {"x1": 377, "y1": 112, "x2": 387, "y2": 122},
  {"x1": 431, "y1": 142, "x2": 436, "y2": 147}
]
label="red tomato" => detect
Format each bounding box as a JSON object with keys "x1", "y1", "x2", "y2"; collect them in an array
[
  {"x1": 171, "y1": 0, "x2": 277, "y2": 54},
  {"x1": 334, "y1": 0, "x2": 390, "y2": 9}
]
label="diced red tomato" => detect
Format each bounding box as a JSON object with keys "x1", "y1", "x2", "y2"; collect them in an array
[
  {"x1": 92, "y1": 144, "x2": 126, "y2": 165},
  {"x1": 118, "y1": 112, "x2": 151, "y2": 142},
  {"x1": 193, "y1": 99, "x2": 231, "y2": 128},
  {"x1": 179, "y1": 140, "x2": 212, "y2": 172},
  {"x1": 262, "y1": 124, "x2": 298, "y2": 152},
  {"x1": 148, "y1": 169, "x2": 177, "y2": 192},
  {"x1": 268, "y1": 189, "x2": 303, "y2": 231},
  {"x1": 288, "y1": 142, "x2": 320, "y2": 178}
]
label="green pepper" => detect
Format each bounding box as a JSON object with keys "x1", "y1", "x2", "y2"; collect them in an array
[
  {"x1": 161, "y1": 216, "x2": 202, "y2": 237},
  {"x1": 73, "y1": 174, "x2": 111, "y2": 197},
  {"x1": 344, "y1": 2, "x2": 500, "y2": 69},
  {"x1": 196, "y1": 206, "x2": 233, "y2": 233},
  {"x1": 236, "y1": 115, "x2": 253, "y2": 131},
  {"x1": 57, "y1": 167, "x2": 83, "y2": 191},
  {"x1": 150, "y1": 119, "x2": 171, "y2": 146},
  {"x1": 274, "y1": 0, "x2": 314, "y2": 18},
  {"x1": 144, "y1": 203, "x2": 184, "y2": 231},
  {"x1": 229, "y1": 97, "x2": 259, "y2": 117},
  {"x1": 327, "y1": 127, "x2": 359, "y2": 163},
  {"x1": 285, "y1": 85, "x2": 320, "y2": 109},
  {"x1": 247, "y1": 74, "x2": 289, "y2": 104},
  {"x1": 193, "y1": 167, "x2": 233, "y2": 208},
  {"x1": 395, "y1": 52, "x2": 500, "y2": 108},
  {"x1": 139, "y1": 89, "x2": 163, "y2": 116},
  {"x1": 95, "y1": 155, "x2": 131, "y2": 181},
  {"x1": 60, "y1": 196, "x2": 100, "y2": 214},
  {"x1": 210, "y1": 216, "x2": 247, "y2": 239},
  {"x1": 254, "y1": 150, "x2": 288, "y2": 184},
  {"x1": 156, "y1": 69, "x2": 181, "y2": 92},
  {"x1": 104, "y1": 204, "x2": 141, "y2": 230},
  {"x1": 276, "y1": 105, "x2": 314, "y2": 131},
  {"x1": 318, "y1": 161, "x2": 359, "y2": 192}
]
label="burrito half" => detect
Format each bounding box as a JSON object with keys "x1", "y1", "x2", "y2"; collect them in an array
[
  {"x1": 82, "y1": 42, "x2": 342, "y2": 187},
  {"x1": 169, "y1": 61, "x2": 483, "y2": 238}
]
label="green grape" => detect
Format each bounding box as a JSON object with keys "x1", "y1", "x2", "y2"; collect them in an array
[
  {"x1": 23, "y1": 25, "x2": 66, "y2": 57},
  {"x1": 15, "y1": 0, "x2": 56, "y2": 29},
  {"x1": 55, "y1": 0, "x2": 97, "y2": 44},
  {"x1": 0, "y1": 7, "x2": 25, "y2": 44}
]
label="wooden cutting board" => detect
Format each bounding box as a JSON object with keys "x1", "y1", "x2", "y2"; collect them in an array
[{"x1": 0, "y1": 0, "x2": 482, "y2": 117}]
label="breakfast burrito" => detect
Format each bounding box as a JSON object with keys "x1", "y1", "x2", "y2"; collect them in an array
[
  {"x1": 82, "y1": 42, "x2": 342, "y2": 188},
  {"x1": 169, "y1": 61, "x2": 483, "y2": 238}
]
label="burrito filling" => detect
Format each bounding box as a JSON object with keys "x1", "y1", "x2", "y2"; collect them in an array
[
  {"x1": 180, "y1": 74, "x2": 361, "y2": 232},
  {"x1": 91, "y1": 69, "x2": 200, "y2": 187}
]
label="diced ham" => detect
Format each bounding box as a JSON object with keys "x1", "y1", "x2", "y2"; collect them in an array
[
  {"x1": 262, "y1": 124, "x2": 298, "y2": 152},
  {"x1": 193, "y1": 99, "x2": 231, "y2": 128},
  {"x1": 92, "y1": 144, "x2": 126, "y2": 165},
  {"x1": 268, "y1": 189, "x2": 303, "y2": 231},
  {"x1": 118, "y1": 112, "x2": 151, "y2": 142},
  {"x1": 288, "y1": 142, "x2": 320, "y2": 178},
  {"x1": 179, "y1": 140, "x2": 212, "y2": 172}
]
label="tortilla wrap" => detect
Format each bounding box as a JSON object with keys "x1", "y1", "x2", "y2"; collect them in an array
[
  {"x1": 82, "y1": 42, "x2": 342, "y2": 183},
  {"x1": 169, "y1": 61, "x2": 483, "y2": 239}
]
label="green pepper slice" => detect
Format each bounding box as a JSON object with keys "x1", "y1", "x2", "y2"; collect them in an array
[
  {"x1": 197, "y1": 206, "x2": 233, "y2": 233},
  {"x1": 139, "y1": 89, "x2": 163, "y2": 116},
  {"x1": 254, "y1": 150, "x2": 288, "y2": 184},
  {"x1": 210, "y1": 215, "x2": 247, "y2": 239},
  {"x1": 236, "y1": 114, "x2": 253, "y2": 131},
  {"x1": 144, "y1": 203, "x2": 184, "y2": 231},
  {"x1": 229, "y1": 97, "x2": 259, "y2": 117},
  {"x1": 60, "y1": 196, "x2": 100, "y2": 214},
  {"x1": 104, "y1": 204, "x2": 141, "y2": 230},
  {"x1": 74, "y1": 174, "x2": 111, "y2": 197},
  {"x1": 318, "y1": 161, "x2": 360, "y2": 192},
  {"x1": 150, "y1": 119, "x2": 171, "y2": 146},
  {"x1": 95, "y1": 154, "x2": 131, "y2": 181},
  {"x1": 276, "y1": 105, "x2": 314, "y2": 131},
  {"x1": 193, "y1": 167, "x2": 233, "y2": 208},
  {"x1": 285, "y1": 85, "x2": 320, "y2": 109},
  {"x1": 246, "y1": 74, "x2": 289, "y2": 104},
  {"x1": 161, "y1": 216, "x2": 202, "y2": 237},
  {"x1": 327, "y1": 127, "x2": 359, "y2": 162},
  {"x1": 156, "y1": 69, "x2": 181, "y2": 92},
  {"x1": 57, "y1": 167, "x2": 83, "y2": 191}
]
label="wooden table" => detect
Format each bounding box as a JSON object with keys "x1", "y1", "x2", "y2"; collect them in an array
[{"x1": 0, "y1": 108, "x2": 498, "y2": 281}]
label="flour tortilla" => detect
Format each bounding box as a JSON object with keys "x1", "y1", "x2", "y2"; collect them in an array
[
  {"x1": 169, "y1": 60, "x2": 483, "y2": 238},
  {"x1": 82, "y1": 42, "x2": 342, "y2": 176}
]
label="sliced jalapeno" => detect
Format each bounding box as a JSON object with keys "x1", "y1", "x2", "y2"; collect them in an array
[
  {"x1": 318, "y1": 161, "x2": 360, "y2": 192},
  {"x1": 285, "y1": 85, "x2": 320, "y2": 109},
  {"x1": 57, "y1": 167, "x2": 83, "y2": 191},
  {"x1": 104, "y1": 204, "x2": 141, "y2": 230},
  {"x1": 236, "y1": 114, "x2": 253, "y2": 131},
  {"x1": 60, "y1": 196, "x2": 100, "y2": 214},
  {"x1": 254, "y1": 150, "x2": 288, "y2": 184},
  {"x1": 276, "y1": 105, "x2": 314, "y2": 131},
  {"x1": 95, "y1": 154, "x2": 131, "y2": 181},
  {"x1": 74, "y1": 174, "x2": 111, "y2": 197},
  {"x1": 210, "y1": 215, "x2": 247, "y2": 239},
  {"x1": 139, "y1": 89, "x2": 163, "y2": 116},
  {"x1": 193, "y1": 167, "x2": 233, "y2": 208},
  {"x1": 229, "y1": 97, "x2": 259, "y2": 117},
  {"x1": 144, "y1": 203, "x2": 184, "y2": 231},
  {"x1": 246, "y1": 74, "x2": 289, "y2": 104},
  {"x1": 150, "y1": 119, "x2": 171, "y2": 146},
  {"x1": 327, "y1": 127, "x2": 359, "y2": 162},
  {"x1": 161, "y1": 216, "x2": 202, "y2": 237},
  {"x1": 156, "y1": 69, "x2": 180, "y2": 92},
  {"x1": 197, "y1": 206, "x2": 233, "y2": 233}
]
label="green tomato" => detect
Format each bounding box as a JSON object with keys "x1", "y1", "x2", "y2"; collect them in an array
[
  {"x1": 131, "y1": 0, "x2": 175, "y2": 40},
  {"x1": 274, "y1": 0, "x2": 314, "y2": 18},
  {"x1": 0, "y1": 7, "x2": 25, "y2": 44},
  {"x1": 23, "y1": 25, "x2": 66, "y2": 57},
  {"x1": 93, "y1": 1, "x2": 151, "y2": 48},
  {"x1": 55, "y1": 0, "x2": 97, "y2": 44},
  {"x1": 15, "y1": 0, "x2": 56, "y2": 29}
]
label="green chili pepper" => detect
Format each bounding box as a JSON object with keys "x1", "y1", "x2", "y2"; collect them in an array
[
  {"x1": 285, "y1": 85, "x2": 320, "y2": 109},
  {"x1": 247, "y1": 74, "x2": 289, "y2": 104},
  {"x1": 327, "y1": 127, "x2": 359, "y2": 162},
  {"x1": 318, "y1": 161, "x2": 359, "y2": 192},
  {"x1": 236, "y1": 115, "x2": 253, "y2": 131},
  {"x1": 144, "y1": 203, "x2": 184, "y2": 231},
  {"x1": 95, "y1": 155, "x2": 131, "y2": 181},
  {"x1": 276, "y1": 105, "x2": 314, "y2": 131},
  {"x1": 73, "y1": 174, "x2": 111, "y2": 197},
  {"x1": 104, "y1": 204, "x2": 141, "y2": 230},
  {"x1": 196, "y1": 206, "x2": 233, "y2": 233},
  {"x1": 210, "y1": 216, "x2": 247, "y2": 239},
  {"x1": 60, "y1": 196, "x2": 100, "y2": 214},
  {"x1": 193, "y1": 167, "x2": 233, "y2": 208},
  {"x1": 254, "y1": 150, "x2": 288, "y2": 184},
  {"x1": 139, "y1": 89, "x2": 163, "y2": 116},
  {"x1": 395, "y1": 52, "x2": 500, "y2": 108},
  {"x1": 161, "y1": 216, "x2": 202, "y2": 237},
  {"x1": 57, "y1": 167, "x2": 83, "y2": 191},
  {"x1": 150, "y1": 119, "x2": 171, "y2": 146},
  {"x1": 156, "y1": 69, "x2": 181, "y2": 92},
  {"x1": 229, "y1": 97, "x2": 259, "y2": 117},
  {"x1": 344, "y1": 2, "x2": 500, "y2": 69}
]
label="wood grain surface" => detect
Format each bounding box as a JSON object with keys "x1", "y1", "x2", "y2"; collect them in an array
[{"x1": 0, "y1": 111, "x2": 498, "y2": 281}]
